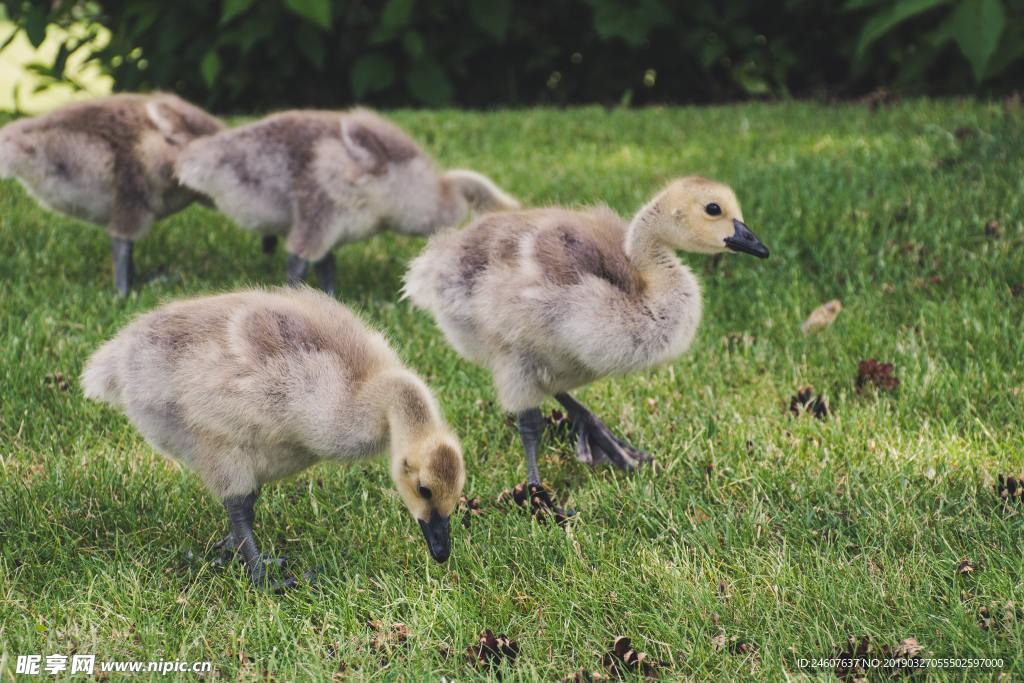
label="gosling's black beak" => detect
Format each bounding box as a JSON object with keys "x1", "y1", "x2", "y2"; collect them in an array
[
  {"x1": 418, "y1": 511, "x2": 451, "y2": 563},
  {"x1": 724, "y1": 219, "x2": 769, "y2": 259}
]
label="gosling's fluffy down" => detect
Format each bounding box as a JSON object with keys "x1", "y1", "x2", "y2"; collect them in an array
[
  {"x1": 82, "y1": 287, "x2": 465, "y2": 568},
  {"x1": 174, "y1": 108, "x2": 519, "y2": 266},
  {"x1": 0, "y1": 93, "x2": 222, "y2": 239},
  {"x1": 405, "y1": 177, "x2": 768, "y2": 484},
  {"x1": 404, "y1": 204, "x2": 704, "y2": 413}
]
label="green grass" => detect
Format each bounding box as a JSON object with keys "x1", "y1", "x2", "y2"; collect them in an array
[{"x1": 1, "y1": 101, "x2": 1022, "y2": 681}]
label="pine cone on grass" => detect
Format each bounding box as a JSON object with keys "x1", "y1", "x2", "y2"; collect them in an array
[
  {"x1": 856, "y1": 359, "x2": 899, "y2": 392},
  {"x1": 601, "y1": 636, "x2": 658, "y2": 678},
  {"x1": 497, "y1": 482, "x2": 574, "y2": 526},
  {"x1": 457, "y1": 495, "x2": 483, "y2": 527},
  {"x1": 997, "y1": 474, "x2": 1024, "y2": 505},
  {"x1": 465, "y1": 630, "x2": 519, "y2": 670},
  {"x1": 789, "y1": 386, "x2": 829, "y2": 420}
]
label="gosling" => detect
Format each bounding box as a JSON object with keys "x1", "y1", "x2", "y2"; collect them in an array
[
  {"x1": 82, "y1": 287, "x2": 465, "y2": 590},
  {"x1": 405, "y1": 176, "x2": 768, "y2": 501},
  {"x1": 0, "y1": 93, "x2": 223, "y2": 295},
  {"x1": 174, "y1": 108, "x2": 519, "y2": 295}
]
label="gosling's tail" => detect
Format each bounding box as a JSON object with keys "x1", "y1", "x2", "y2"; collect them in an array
[
  {"x1": 81, "y1": 338, "x2": 126, "y2": 406},
  {"x1": 401, "y1": 228, "x2": 462, "y2": 309},
  {"x1": 0, "y1": 120, "x2": 26, "y2": 178},
  {"x1": 172, "y1": 136, "x2": 219, "y2": 194}
]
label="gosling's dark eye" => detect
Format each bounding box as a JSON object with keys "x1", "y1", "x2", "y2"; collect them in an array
[
  {"x1": 705, "y1": 203, "x2": 722, "y2": 216},
  {"x1": 418, "y1": 485, "x2": 432, "y2": 500}
]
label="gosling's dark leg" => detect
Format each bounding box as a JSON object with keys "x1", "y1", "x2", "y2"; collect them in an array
[
  {"x1": 262, "y1": 235, "x2": 278, "y2": 254},
  {"x1": 555, "y1": 392, "x2": 653, "y2": 470},
  {"x1": 516, "y1": 409, "x2": 575, "y2": 520},
  {"x1": 517, "y1": 408, "x2": 544, "y2": 487},
  {"x1": 111, "y1": 237, "x2": 133, "y2": 297},
  {"x1": 313, "y1": 252, "x2": 336, "y2": 296},
  {"x1": 223, "y1": 492, "x2": 296, "y2": 592},
  {"x1": 286, "y1": 253, "x2": 310, "y2": 287}
]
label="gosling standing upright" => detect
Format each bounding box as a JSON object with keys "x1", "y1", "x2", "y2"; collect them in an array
[
  {"x1": 405, "y1": 176, "x2": 768, "y2": 499},
  {"x1": 82, "y1": 287, "x2": 465, "y2": 590},
  {"x1": 174, "y1": 109, "x2": 519, "y2": 295},
  {"x1": 0, "y1": 93, "x2": 223, "y2": 295}
]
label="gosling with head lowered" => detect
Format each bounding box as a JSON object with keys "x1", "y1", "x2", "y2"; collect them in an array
[
  {"x1": 82, "y1": 287, "x2": 465, "y2": 590},
  {"x1": 405, "y1": 176, "x2": 768, "y2": 504},
  {"x1": 174, "y1": 108, "x2": 519, "y2": 294},
  {"x1": 0, "y1": 93, "x2": 223, "y2": 295}
]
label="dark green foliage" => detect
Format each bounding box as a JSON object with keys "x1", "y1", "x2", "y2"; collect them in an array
[{"x1": 1, "y1": 0, "x2": 1022, "y2": 110}]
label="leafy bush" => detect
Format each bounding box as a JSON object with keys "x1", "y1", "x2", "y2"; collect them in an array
[
  {"x1": 849, "y1": 0, "x2": 1024, "y2": 91},
  {"x1": 1, "y1": 0, "x2": 1021, "y2": 111}
]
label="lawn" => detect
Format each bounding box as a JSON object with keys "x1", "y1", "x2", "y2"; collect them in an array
[{"x1": 0, "y1": 101, "x2": 1022, "y2": 681}]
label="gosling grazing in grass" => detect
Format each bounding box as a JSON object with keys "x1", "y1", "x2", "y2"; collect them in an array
[
  {"x1": 405, "y1": 176, "x2": 768, "y2": 499},
  {"x1": 174, "y1": 109, "x2": 519, "y2": 295},
  {"x1": 0, "y1": 93, "x2": 223, "y2": 296},
  {"x1": 82, "y1": 287, "x2": 465, "y2": 590}
]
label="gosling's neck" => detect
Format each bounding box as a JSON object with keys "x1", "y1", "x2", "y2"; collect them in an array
[
  {"x1": 625, "y1": 195, "x2": 682, "y2": 276},
  {"x1": 364, "y1": 368, "x2": 445, "y2": 459}
]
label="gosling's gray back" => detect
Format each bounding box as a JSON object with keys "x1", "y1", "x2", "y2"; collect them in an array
[
  {"x1": 405, "y1": 204, "x2": 702, "y2": 411},
  {"x1": 82, "y1": 288, "x2": 404, "y2": 497},
  {"x1": 0, "y1": 93, "x2": 223, "y2": 237},
  {"x1": 174, "y1": 108, "x2": 455, "y2": 263}
]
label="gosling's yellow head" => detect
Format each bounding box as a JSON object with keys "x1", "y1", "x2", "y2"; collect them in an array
[
  {"x1": 655, "y1": 176, "x2": 768, "y2": 259},
  {"x1": 391, "y1": 429, "x2": 466, "y2": 563}
]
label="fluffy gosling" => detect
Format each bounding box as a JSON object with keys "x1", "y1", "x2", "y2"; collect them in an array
[
  {"x1": 405, "y1": 176, "x2": 768, "y2": 501},
  {"x1": 0, "y1": 93, "x2": 223, "y2": 295},
  {"x1": 174, "y1": 108, "x2": 519, "y2": 294},
  {"x1": 82, "y1": 287, "x2": 465, "y2": 590}
]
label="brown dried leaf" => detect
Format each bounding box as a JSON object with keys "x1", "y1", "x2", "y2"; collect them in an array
[
  {"x1": 956, "y1": 558, "x2": 976, "y2": 576},
  {"x1": 368, "y1": 621, "x2": 410, "y2": 651},
  {"x1": 689, "y1": 507, "x2": 711, "y2": 525},
  {"x1": 893, "y1": 637, "x2": 923, "y2": 658},
  {"x1": 801, "y1": 299, "x2": 842, "y2": 334}
]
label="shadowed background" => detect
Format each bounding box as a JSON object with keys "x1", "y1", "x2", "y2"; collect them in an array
[{"x1": 0, "y1": 0, "x2": 1021, "y2": 113}]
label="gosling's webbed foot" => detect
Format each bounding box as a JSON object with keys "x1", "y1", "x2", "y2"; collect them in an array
[
  {"x1": 556, "y1": 393, "x2": 653, "y2": 471},
  {"x1": 211, "y1": 532, "x2": 237, "y2": 565},
  {"x1": 245, "y1": 554, "x2": 298, "y2": 593},
  {"x1": 574, "y1": 429, "x2": 608, "y2": 466},
  {"x1": 574, "y1": 417, "x2": 652, "y2": 470},
  {"x1": 211, "y1": 534, "x2": 287, "y2": 569},
  {"x1": 255, "y1": 568, "x2": 319, "y2": 593},
  {"x1": 573, "y1": 420, "x2": 652, "y2": 469},
  {"x1": 239, "y1": 554, "x2": 317, "y2": 593}
]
